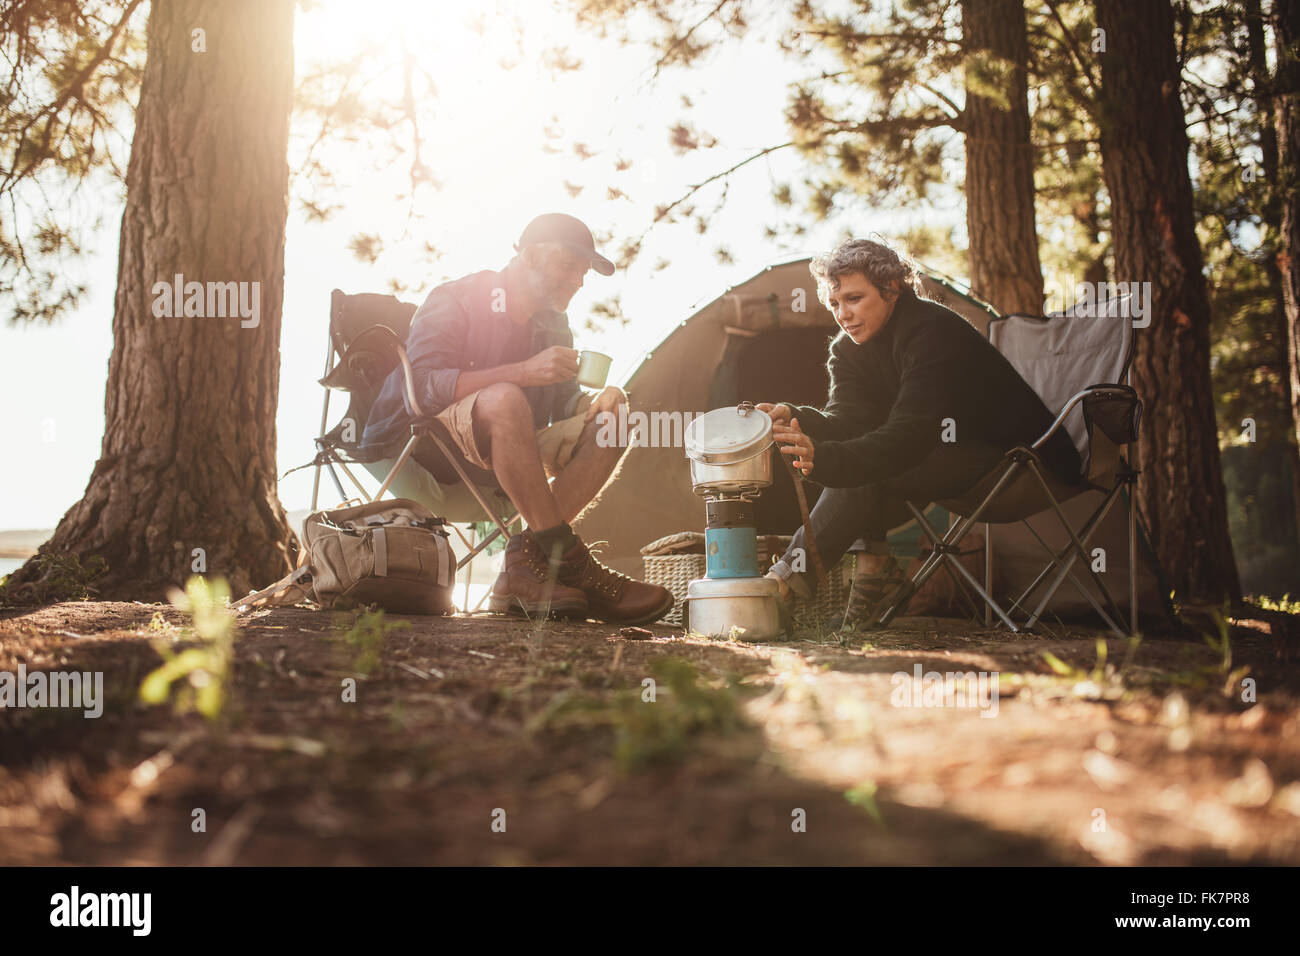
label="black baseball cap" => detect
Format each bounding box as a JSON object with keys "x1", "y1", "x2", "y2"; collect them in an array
[{"x1": 517, "y1": 213, "x2": 615, "y2": 276}]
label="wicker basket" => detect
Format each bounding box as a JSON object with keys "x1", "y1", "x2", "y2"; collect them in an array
[
  {"x1": 752, "y1": 534, "x2": 853, "y2": 628},
  {"x1": 790, "y1": 554, "x2": 856, "y2": 629},
  {"x1": 643, "y1": 535, "x2": 859, "y2": 631},
  {"x1": 642, "y1": 553, "x2": 707, "y2": 626}
]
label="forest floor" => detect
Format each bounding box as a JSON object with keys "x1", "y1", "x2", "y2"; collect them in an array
[{"x1": 1, "y1": 600, "x2": 1299, "y2": 865}]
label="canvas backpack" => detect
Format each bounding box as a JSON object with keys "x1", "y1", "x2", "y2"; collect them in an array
[{"x1": 238, "y1": 498, "x2": 456, "y2": 615}]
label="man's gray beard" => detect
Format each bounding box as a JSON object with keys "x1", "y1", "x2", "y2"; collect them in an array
[{"x1": 523, "y1": 263, "x2": 568, "y2": 312}]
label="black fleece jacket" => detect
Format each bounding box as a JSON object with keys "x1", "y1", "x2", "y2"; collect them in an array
[{"x1": 783, "y1": 288, "x2": 1082, "y2": 489}]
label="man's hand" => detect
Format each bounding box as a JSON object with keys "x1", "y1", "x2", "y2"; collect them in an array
[
  {"x1": 520, "y1": 346, "x2": 579, "y2": 386},
  {"x1": 773, "y1": 417, "x2": 814, "y2": 477},
  {"x1": 756, "y1": 402, "x2": 793, "y2": 426},
  {"x1": 583, "y1": 385, "x2": 627, "y2": 424}
]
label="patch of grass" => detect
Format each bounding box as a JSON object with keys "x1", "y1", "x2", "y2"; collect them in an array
[
  {"x1": 138, "y1": 576, "x2": 236, "y2": 721},
  {"x1": 528, "y1": 657, "x2": 747, "y2": 773},
  {"x1": 1164, "y1": 611, "x2": 1250, "y2": 696},
  {"x1": 337, "y1": 609, "x2": 410, "y2": 676},
  {"x1": 1038, "y1": 614, "x2": 1250, "y2": 700},
  {"x1": 0, "y1": 552, "x2": 108, "y2": 606},
  {"x1": 1041, "y1": 636, "x2": 1116, "y2": 685},
  {"x1": 1247, "y1": 594, "x2": 1300, "y2": 615},
  {"x1": 844, "y1": 781, "x2": 884, "y2": 825},
  {"x1": 145, "y1": 610, "x2": 180, "y2": 637}
]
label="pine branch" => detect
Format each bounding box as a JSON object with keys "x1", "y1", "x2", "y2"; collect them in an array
[
  {"x1": 651, "y1": 0, "x2": 737, "y2": 78},
  {"x1": 0, "y1": 0, "x2": 145, "y2": 196},
  {"x1": 1041, "y1": 0, "x2": 1099, "y2": 100}
]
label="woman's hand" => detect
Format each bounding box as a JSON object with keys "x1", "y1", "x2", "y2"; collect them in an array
[
  {"x1": 773, "y1": 417, "x2": 814, "y2": 477},
  {"x1": 756, "y1": 402, "x2": 793, "y2": 426}
]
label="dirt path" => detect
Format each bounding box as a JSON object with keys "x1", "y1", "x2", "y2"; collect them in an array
[{"x1": 1, "y1": 601, "x2": 1298, "y2": 865}]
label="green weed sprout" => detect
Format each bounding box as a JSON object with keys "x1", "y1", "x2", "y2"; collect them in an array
[{"x1": 138, "y1": 576, "x2": 236, "y2": 720}]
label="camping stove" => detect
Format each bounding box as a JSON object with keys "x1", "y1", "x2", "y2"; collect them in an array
[{"x1": 681, "y1": 404, "x2": 783, "y2": 641}]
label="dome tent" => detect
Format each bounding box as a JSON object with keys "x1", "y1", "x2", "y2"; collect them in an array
[{"x1": 572, "y1": 255, "x2": 1161, "y2": 621}]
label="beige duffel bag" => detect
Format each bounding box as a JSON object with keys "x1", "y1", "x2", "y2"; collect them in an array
[{"x1": 238, "y1": 498, "x2": 456, "y2": 615}]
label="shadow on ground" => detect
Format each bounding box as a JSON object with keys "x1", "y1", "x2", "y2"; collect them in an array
[{"x1": 1, "y1": 602, "x2": 1297, "y2": 865}]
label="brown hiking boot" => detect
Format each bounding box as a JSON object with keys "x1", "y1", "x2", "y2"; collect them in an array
[
  {"x1": 488, "y1": 531, "x2": 589, "y2": 618},
  {"x1": 556, "y1": 536, "x2": 675, "y2": 625},
  {"x1": 840, "y1": 555, "x2": 908, "y2": 632}
]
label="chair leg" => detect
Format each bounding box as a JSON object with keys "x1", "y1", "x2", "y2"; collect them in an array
[
  {"x1": 879, "y1": 461, "x2": 1025, "y2": 627},
  {"x1": 455, "y1": 526, "x2": 505, "y2": 571},
  {"x1": 335, "y1": 458, "x2": 374, "y2": 503},
  {"x1": 984, "y1": 522, "x2": 992, "y2": 627},
  {"x1": 323, "y1": 459, "x2": 348, "y2": 504},
  {"x1": 373, "y1": 433, "x2": 421, "y2": 501},
  {"x1": 1007, "y1": 484, "x2": 1118, "y2": 619},
  {"x1": 941, "y1": 551, "x2": 1021, "y2": 631},
  {"x1": 462, "y1": 523, "x2": 474, "y2": 612},
  {"x1": 879, "y1": 504, "x2": 970, "y2": 625},
  {"x1": 939, "y1": 556, "x2": 990, "y2": 623},
  {"x1": 1022, "y1": 468, "x2": 1126, "y2": 636},
  {"x1": 313, "y1": 334, "x2": 335, "y2": 512},
  {"x1": 422, "y1": 428, "x2": 513, "y2": 539},
  {"x1": 1015, "y1": 496, "x2": 1127, "y2": 633},
  {"x1": 1127, "y1": 468, "x2": 1139, "y2": 637},
  {"x1": 877, "y1": 504, "x2": 949, "y2": 624}
]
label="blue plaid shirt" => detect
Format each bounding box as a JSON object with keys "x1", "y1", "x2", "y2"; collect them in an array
[{"x1": 361, "y1": 268, "x2": 584, "y2": 457}]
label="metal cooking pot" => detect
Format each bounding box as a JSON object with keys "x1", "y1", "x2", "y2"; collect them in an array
[
  {"x1": 684, "y1": 403, "x2": 773, "y2": 495},
  {"x1": 682, "y1": 576, "x2": 783, "y2": 641}
]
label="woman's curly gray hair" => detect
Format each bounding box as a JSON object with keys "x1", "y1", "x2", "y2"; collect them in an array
[{"x1": 810, "y1": 238, "x2": 917, "y2": 307}]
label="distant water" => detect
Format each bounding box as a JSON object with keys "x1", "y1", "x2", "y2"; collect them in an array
[{"x1": 0, "y1": 557, "x2": 23, "y2": 577}]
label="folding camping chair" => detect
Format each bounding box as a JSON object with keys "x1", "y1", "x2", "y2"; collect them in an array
[
  {"x1": 876, "y1": 296, "x2": 1147, "y2": 639},
  {"x1": 308, "y1": 289, "x2": 522, "y2": 581}
]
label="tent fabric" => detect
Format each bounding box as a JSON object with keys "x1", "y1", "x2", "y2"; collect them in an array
[{"x1": 573, "y1": 256, "x2": 1159, "y2": 618}]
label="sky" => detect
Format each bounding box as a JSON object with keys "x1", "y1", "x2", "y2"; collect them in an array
[{"x1": 0, "y1": 0, "x2": 953, "y2": 532}]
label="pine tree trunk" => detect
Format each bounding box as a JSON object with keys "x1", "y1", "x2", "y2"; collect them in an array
[
  {"x1": 961, "y1": 0, "x2": 1044, "y2": 315},
  {"x1": 1278, "y1": 0, "x2": 1300, "y2": 521},
  {"x1": 1095, "y1": 0, "x2": 1242, "y2": 604},
  {"x1": 9, "y1": 0, "x2": 297, "y2": 602},
  {"x1": 1244, "y1": 0, "x2": 1300, "y2": 557}
]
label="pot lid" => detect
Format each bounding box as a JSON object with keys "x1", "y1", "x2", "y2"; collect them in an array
[{"x1": 685, "y1": 404, "x2": 773, "y2": 465}]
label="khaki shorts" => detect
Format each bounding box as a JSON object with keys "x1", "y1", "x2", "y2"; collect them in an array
[
  {"x1": 361, "y1": 392, "x2": 588, "y2": 522},
  {"x1": 435, "y1": 391, "x2": 586, "y2": 480}
]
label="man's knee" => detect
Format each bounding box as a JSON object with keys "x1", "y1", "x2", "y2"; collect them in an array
[{"x1": 472, "y1": 382, "x2": 531, "y2": 428}]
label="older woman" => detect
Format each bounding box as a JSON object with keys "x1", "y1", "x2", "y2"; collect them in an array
[{"x1": 759, "y1": 238, "x2": 1082, "y2": 628}]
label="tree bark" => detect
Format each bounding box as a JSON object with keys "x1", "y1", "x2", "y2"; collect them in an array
[
  {"x1": 1278, "y1": 0, "x2": 1300, "y2": 510},
  {"x1": 1244, "y1": 0, "x2": 1300, "y2": 556},
  {"x1": 961, "y1": 0, "x2": 1044, "y2": 315},
  {"x1": 1095, "y1": 0, "x2": 1242, "y2": 604},
  {"x1": 9, "y1": 0, "x2": 297, "y2": 601}
]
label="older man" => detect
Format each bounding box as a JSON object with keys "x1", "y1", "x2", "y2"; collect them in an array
[{"x1": 361, "y1": 213, "x2": 672, "y2": 625}]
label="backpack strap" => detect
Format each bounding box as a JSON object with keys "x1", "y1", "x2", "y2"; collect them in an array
[{"x1": 236, "y1": 565, "x2": 314, "y2": 614}]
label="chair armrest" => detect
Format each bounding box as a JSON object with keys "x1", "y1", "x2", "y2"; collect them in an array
[
  {"x1": 395, "y1": 343, "x2": 426, "y2": 418},
  {"x1": 1083, "y1": 384, "x2": 1141, "y2": 445},
  {"x1": 1031, "y1": 384, "x2": 1139, "y2": 451}
]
